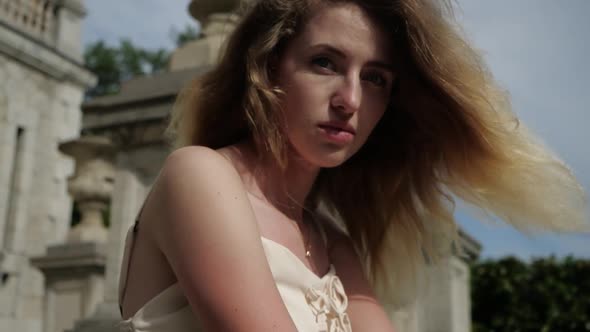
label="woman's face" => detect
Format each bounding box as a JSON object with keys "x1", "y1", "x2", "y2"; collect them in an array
[{"x1": 276, "y1": 2, "x2": 395, "y2": 168}]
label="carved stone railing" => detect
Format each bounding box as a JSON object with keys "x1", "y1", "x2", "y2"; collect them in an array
[{"x1": 0, "y1": 0, "x2": 57, "y2": 44}]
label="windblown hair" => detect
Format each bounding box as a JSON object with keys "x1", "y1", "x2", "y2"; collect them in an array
[{"x1": 167, "y1": 0, "x2": 588, "y2": 307}]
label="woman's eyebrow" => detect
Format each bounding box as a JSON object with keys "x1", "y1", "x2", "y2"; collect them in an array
[
  {"x1": 308, "y1": 43, "x2": 395, "y2": 73},
  {"x1": 308, "y1": 43, "x2": 347, "y2": 59},
  {"x1": 366, "y1": 61, "x2": 395, "y2": 74}
]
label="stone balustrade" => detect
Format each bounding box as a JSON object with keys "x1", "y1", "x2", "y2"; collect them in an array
[{"x1": 0, "y1": 0, "x2": 57, "y2": 44}]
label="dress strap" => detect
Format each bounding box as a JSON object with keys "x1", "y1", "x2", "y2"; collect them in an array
[
  {"x1": 117, "y1": 185, "x2": 154, "y2": 316},
  {"x1": 118, "y1": 220, "x2": 138, "y2": 316}
]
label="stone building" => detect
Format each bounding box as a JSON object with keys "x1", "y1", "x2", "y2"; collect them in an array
[
  {"x1": 0, "y1": 0, "x2": 95, "y2": 331},
  {"x1": 0, "y1": 1, "x2": 481, "y2": 332}
]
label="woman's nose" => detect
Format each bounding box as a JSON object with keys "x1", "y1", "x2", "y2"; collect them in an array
[{"x1": 330, "y1": 75, "x2": 362, "y2": 114}]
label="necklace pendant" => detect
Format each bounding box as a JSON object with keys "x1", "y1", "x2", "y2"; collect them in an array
[{"x1": 305, "y1": 250, "x2": 311, "y2": 258}]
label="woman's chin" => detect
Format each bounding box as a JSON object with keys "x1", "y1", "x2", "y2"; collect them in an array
[
  {"x1": 309, "y1": 151, "x2": 354, "y2": 169},
  {"x1": 290, "y1": 141, "x2": 357, "y2": 169}
]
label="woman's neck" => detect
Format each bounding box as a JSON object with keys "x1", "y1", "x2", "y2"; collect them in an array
[{"x1": 236, "y1": 141, "x2": 320, "y2": 221}]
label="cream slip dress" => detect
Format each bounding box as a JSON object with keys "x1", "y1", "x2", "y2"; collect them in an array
[{"x1": 118, "y1": 218, "x2": 353, "y2": 332}]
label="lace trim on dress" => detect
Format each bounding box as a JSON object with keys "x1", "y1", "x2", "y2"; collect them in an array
[{"x1": 305, "y1": 274, "x2": 352, "y2": 332}]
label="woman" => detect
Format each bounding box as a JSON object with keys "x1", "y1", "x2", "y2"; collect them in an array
[{"x1": 118, "y1": 0, "x2": 588, "y2": 331}]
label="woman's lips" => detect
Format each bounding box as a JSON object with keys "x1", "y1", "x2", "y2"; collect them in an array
[
  {"x1": 318, "y1": 123, "x2": 355, "y2": 144},
  {"x1": 317, "y1": 122, "x2": 356, "y2": 134}
]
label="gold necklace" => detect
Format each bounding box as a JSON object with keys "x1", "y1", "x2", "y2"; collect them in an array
[
  {"x1": 304, "y1": 221, "x2": 312, "y2": 258},
  {"x1": 301, "y1": 211, "x2": 313, "y2": 258}
]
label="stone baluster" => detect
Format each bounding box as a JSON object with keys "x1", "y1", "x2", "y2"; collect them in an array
[
  {"x1": 13, "y1": 0, "x2": 23, "y2": 26},
  {"x1": 168, "y1": 0, "x2": 245, "y2": 70},
  {"x1": 31, "y1": 136, "x2": 117, "y2": 332},
  {"x1": 63, "y1": 150, "x2": 149, "y2": 332},
  {"x1": 0, "y1": 0, "x2": 58, "y2": 44},
  {"x1": 60, "y1": 136, "x2": 117, "y2": 244},
  {"x1": 53, "y1": 0, "x2": 86, "y2": 60},
  {"x1": 29, "y1": 0, "x2": 42, "y2": 35},
  {"x1": 40, "y1": 1, "x2": 55, "y2": 42}
]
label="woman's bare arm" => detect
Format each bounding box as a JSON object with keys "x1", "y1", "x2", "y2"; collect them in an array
[
  {"x1": 330, "y1": 233, "x2": 397, "y2": 332},
  {"x1": 145, "y1": 146, "x2": 298, "y2": 331}
]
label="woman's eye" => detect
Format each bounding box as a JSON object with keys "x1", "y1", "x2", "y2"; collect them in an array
[
  {"x1": 363, "y1": 72, "x2": 388, "y2": 87},
  {"x1": 311, "y1": 57, "x2": 335, "y2": 71}
]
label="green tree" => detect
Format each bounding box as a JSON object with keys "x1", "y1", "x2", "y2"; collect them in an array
[
  {"x1": 471, "y1": 256, "x2": 590, "y2": 332},
  {"x1": 84, "y1": 24, "x2": 200, "y2": 98},
  {"x1": 84, "y1": 38, "x2": 170, "y2": 98},
  {"x1": 83, "y1": 40, "x2": 121, "y2": 97}
]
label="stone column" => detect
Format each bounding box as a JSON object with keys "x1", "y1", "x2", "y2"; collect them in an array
[
  {"x1": 168, "y1": 0, "x2": 242, "y2": 70},
  {"x1": 31, "y1": 136, "x2": 116, "y2": 332},
  {"x1": 416, "y1": 256, "x2": 471, "y2": 332},
  {"x1": 54, "y1": 0, "x2": 87, "y2": 61},
  {"x1": 61, "y1": 136, "x2": 117, "y2": 244},
  {"x1": 390, "y1": 230, "x2": 481, "y2": 332},
  {"x1": 31, "y1": 243, "x2": 107, "y2": 332},
  {"x1": 390, "y1": 303, "x2": 420, "y2": 332},
  {"x1": 388, "y1": 257, "x2": 472, "y2": 332},
  {"x1": 66, "y1": 152, "x2": 148, "y2": 332}
]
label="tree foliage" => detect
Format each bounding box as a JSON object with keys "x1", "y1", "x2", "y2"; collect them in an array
[
  {"x1": 471, "y1": 256, "x2": 590, "y2": 332},
  {"x1": 83, "y1": 39, "x2": 169, "y2": 98},
  {"x1": 83, "y1": 24, "x2": 200, "y2": 98}
]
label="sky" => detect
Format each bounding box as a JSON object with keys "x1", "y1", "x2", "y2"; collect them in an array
[{"x1": 82, "y1": 0, "x2": 590, "y2": 260}]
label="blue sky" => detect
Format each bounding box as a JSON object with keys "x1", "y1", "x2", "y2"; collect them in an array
[{"x1": 82, "y1": 1, "x2": 590, "y2": 260}]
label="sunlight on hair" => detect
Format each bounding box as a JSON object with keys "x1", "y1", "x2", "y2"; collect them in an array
[{"x1": 166, "y1": 0, "x2": 589, "y2": 308}]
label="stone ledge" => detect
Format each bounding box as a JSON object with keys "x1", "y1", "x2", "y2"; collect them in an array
[
  {"x1": 82, "y1": 67, "x2": 205, "y2": 110},
  {"x1": 0, "y1": 21, "x2": 96, "y2": 88},
  {"x1": 83, "y1": 101, "x2": 172, "y2": 130},
  {"x1": 65, "y1": 302, "x2": 121, "y2": 332},
  {"x1": 30, "y1": 242, "x2": 106, "y2": 281}
]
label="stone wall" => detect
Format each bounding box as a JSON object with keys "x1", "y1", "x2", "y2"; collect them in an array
[
  {"x1": 0, "y1": 2, "x2": 94, "y2": 331},
  {"x1": 0, "y1": 52, "x2": 85, "y2": 332}
]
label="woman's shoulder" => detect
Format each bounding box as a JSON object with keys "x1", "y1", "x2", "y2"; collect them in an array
[
  {"x1": 141, "y1": 146, "x2": 300, "y2": 330},
  {"x1": 163, "y1": 145, "x2": 235, "y2": 174},
  {"x1": 156, "y1": 145, "x2": 248, "y2": 194},
  {"x1": 145, "y1": 145, "x2": 253, "y2": 237},
  {"x1": 162, "y1": 144, "x2": 248, "y2": 178}
]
